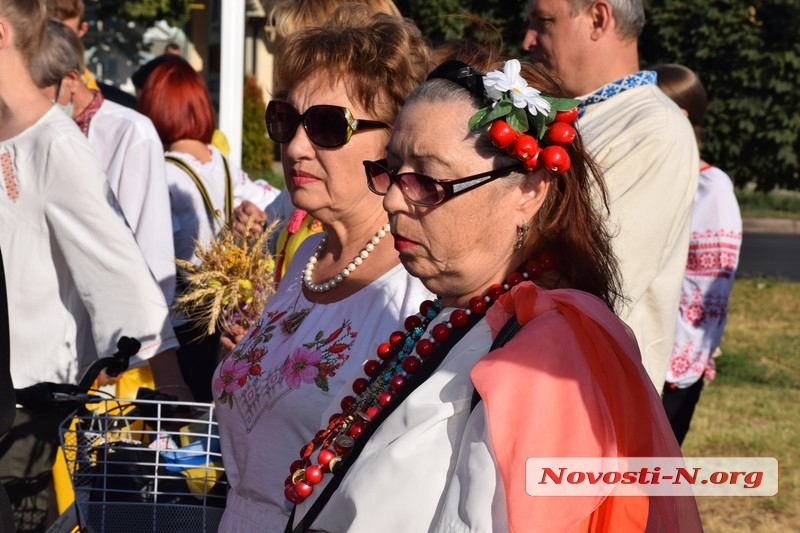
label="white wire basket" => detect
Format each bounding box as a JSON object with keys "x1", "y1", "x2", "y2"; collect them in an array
[{"x1": 59, "y1": 398, "x2": 228, "y2": 533}]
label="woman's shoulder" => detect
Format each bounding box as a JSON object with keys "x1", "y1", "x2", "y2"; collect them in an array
[{"x1": 487, "y1": 282, "x2": 639, "y2": 368}]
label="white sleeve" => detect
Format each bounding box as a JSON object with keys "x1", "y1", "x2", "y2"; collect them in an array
[
  {"x1": 110, "y1": 127, "x2": 177, "y2": 306},
  {"x1": 232, "y1": 165, "x2": 281, "y2": 211},
  {"x1": 44, "y1": 133, "x2": 178, "y2": 364},
  {"x1": 433, "y1": 402, "x2": 509, "y2": 533}
]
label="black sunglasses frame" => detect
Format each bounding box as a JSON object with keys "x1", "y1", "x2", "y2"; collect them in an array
[
  {"x1": 364, "y1": 158, "x2": 523, "y2": 207},
  {"x1": 265, "y1": 101, "x2": 389, "y2": 148}
]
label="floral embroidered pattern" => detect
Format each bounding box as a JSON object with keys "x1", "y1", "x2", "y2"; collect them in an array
[
  {"x1": 1, "y1": 151, "x2": 19, "y2": 202},
  {"x1": 215, "y1": 305, "x2": 357, "y2": 407},
  {"x1": 214, "y1": 310, "x2": 280, "y2": 407},
  {"x1": 282, "y1": 347, "x2": 322, "y2": 388}
]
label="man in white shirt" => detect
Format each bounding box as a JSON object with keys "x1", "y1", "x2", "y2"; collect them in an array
[
  {"x1": 0, "y1": 4, "x2": 189, "y2": 529},
  {"x1": 33, "y1": 19, "x2": 176, "y2": 305},
  {"x1": 523, "y1": 0, "x2": 699, "y2": 391}
]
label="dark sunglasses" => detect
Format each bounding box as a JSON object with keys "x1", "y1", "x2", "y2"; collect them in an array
[
  {"x1": 265, "y1": 101, "x2": 389, "y2": 148},
  {"x1": 364, "y1": 158, "x2": 522, "y2": 207}
]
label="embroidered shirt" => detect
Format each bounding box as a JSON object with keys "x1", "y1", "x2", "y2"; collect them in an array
[
  {"x1": 578, "y1": 71, "x2": 657, "y2": 117},
  {"x1": 666, "y1": 166, "x2": 742, "y2": 387},
  {"x1": 214, "y1": 233, "x2": 432, "y2": 533},
  {"x1": 74, "y1": 90, "x2": 104, "y2": 136}
]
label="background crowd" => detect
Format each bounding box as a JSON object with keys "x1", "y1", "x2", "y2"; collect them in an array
[{"x1": 0, "y1": 0, "x2": 743, "y2": 531}]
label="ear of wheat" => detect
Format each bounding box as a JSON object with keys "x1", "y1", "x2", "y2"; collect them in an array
[{"x1": 174, "y1": 218, "x2": 279, "y2": 337}]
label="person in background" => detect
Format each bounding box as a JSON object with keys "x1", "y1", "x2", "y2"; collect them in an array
[
  {"x1": 32, "y1": 19, "x2": 176, "y2": 315},
  {"x1": 45, "y1": 0, "x2": 137, "y2": 110},
  {"x1": 0, "y1": 1, "x2": 189, "y2": 530},
  {"x1": 130, "y1": 53, "x2": 232, "y2": 156},
  {"x1": 164, "y1": 41, "x2": 182, "y2": 55},
  {"x1": 137, "y1": 57, "x2": 281, "y2": 402},
  {"x1": 286, "y1": 54, "x2": 701, "y2": 532},
  {"x1": 523, "y1": 0, "x2": 699, "y2": 391},
  {"x1": 213, "y1": 5, "x2": 432, "y2": 530},
  {"x1": 654, "y1": 63, "x2": 742, "y2": 445},
  {"x1": 231, "y1": 0, "x2": 404, "y2": 285},
  {"x1": 43, "y1": 0, "x2": 98, "y2": 89}
]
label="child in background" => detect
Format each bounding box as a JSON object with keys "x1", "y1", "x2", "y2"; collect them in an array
[{"x1": 654, "y1": 63, "x2": 743, "y2": 445}]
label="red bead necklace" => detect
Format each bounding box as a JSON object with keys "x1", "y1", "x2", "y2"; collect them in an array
[{"x1": 284, "y1": 253, "x2": 555, "y2": 504}]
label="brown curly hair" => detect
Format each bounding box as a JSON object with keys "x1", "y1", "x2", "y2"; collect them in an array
[{"x1": 273, "y1": 3, "x2": 432, "y2": 125}]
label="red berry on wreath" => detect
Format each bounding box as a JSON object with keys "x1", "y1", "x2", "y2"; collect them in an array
[
  {"x1": 554, "y1": 107, "x2": 578, "y2": 124},
  {"x1": 513, "y1": 134, "x2": 539, "y2": 161},
  {"x1": 523, "y1": 148, "x2": 542, "y2": 171},
  {"x1": 541, "y1": 146, "x2": 571, "y2": 174},
  {"x1": 546, "y1": 122, "x2": 577, "y2": 146},
  {"x1": 488, "y1": 120, "x2": 519, "y2": 149}
]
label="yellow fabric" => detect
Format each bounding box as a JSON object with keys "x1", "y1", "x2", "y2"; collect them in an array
[
  {"x1": 52, "y1": 365, "x2": 156, "y2": 512},
  {"x1": 275, "y1": 214, "x2": 323, "y2": 282},
  {"x1": 115, "y1": 364, "x2": 156, "y2": 399},
  {"x1": 211, "y1": 129, "x2": 231, "y2": 157},
  {"x1": 83, "y1": 68, "x2": 99, "y2": 91}
]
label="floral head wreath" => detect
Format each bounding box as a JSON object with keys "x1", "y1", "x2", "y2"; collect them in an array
[{"x1": 428, "y1": 59, "x2": 580, "y2": 174}]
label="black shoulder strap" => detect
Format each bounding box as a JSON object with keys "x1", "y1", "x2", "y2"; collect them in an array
[
  {"x1": 470, "y1": 315, "x2": 521, "y2": 412},
  {"x1": 287, "y1": 310, "x2": 485, "y2": 533},
  {"x1": 166, "y1": 154, "x2": 233, "y2": 228}
]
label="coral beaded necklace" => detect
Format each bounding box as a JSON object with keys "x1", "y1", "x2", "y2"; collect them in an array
[{"x1": 284, "y1": 253, "x2": 555, "y2": 505}]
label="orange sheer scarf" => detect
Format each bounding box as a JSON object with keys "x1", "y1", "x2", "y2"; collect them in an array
[{"x1": 471, "y1": 283, "x2": 702, "y2": 532}]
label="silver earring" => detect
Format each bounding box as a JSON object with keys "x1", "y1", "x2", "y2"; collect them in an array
[{"x1": 514, "y1": 222, "x2": 529, "y2": 251}]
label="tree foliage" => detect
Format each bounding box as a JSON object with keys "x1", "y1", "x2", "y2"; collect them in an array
[
  {"x1": 88, "y1": 0, "x2": 191, "y2": 27},
  {"x1": 398, "y1": 0, "x2": 800, "y2": 190},
  {"x1": 640, "y1": 0, "x2": 800, "y2": 190},
  {"x1": 241, "y1": 75, "x2": 275, "y2": 179}
]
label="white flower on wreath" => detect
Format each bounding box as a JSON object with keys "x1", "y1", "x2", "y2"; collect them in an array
[{"x1": 483, "y1": 59, "x2": 551, "y2": 116}]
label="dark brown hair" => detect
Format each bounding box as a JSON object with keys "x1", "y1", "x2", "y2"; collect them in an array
[
  {"x1": 652, "y1": 63, "x2": 707, "y2": 147},
  {"x1": 413, "y1": 52, "x2": 622, "y2": 310}
]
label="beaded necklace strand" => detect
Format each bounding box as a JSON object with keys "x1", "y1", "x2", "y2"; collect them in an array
[
  {"x1": 284, "y1": 252, "x2": 555, "y2": 504},
  {"x1": 303, "y1": 224, "x2": 391, "y2": 293}
]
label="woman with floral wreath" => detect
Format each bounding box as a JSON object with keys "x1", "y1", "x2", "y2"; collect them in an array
[
  {"x1": 283, "y1": 56, "x2": 703, "y2": 531},
  {"x1": 212, "y1": 5, "x2": 433, "y2": 531}
]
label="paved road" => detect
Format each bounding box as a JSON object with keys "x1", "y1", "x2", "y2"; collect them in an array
[{"x1": 738, "y1": 232, "x2": 800, "y2": 281}]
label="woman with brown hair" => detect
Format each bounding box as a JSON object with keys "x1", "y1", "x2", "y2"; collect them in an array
[
  {"x1": 284, "y1": 55, "x2": 702, "y2": 531},
  {"x1": 213, "y1": 5, "x2": 432, "y2": 531}
]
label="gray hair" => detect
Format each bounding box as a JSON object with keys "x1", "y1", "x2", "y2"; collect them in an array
[
  {"x1": 569, "y1": 0, "x2": 645, "y2": 39},
  {"x1": 30, "y1": 19, "x2": 83, "y2": 88}
]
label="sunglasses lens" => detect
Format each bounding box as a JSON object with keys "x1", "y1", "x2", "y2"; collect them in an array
[
  {"x1": 266, "y1": 101, "x2": 299, "y2": 143},
  {"x1": 305, "y1": 106, "x2": 350, "y2": 148},
  {"x1": 399, "y1": 174, "x2": 442, "y2": 206},
  {"x1": 365, "y1": 161, "x2": 392, "y2": 194}
]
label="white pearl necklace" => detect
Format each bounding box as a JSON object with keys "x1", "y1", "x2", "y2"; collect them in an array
[{"x1": 303, "y1": 224, "x2": 391, "y2": 293}]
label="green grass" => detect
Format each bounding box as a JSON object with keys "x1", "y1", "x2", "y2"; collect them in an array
[
  {"x1": 736, "y1": 187, "x2": 800, "y2": 220},
  {"x1": 681, "y1": 277, "x2": 800, "y2": 532}
]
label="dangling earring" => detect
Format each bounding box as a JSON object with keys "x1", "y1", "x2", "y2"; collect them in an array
[{"x1": 514, "y1": 222, "x2": 529, "y2": 251}]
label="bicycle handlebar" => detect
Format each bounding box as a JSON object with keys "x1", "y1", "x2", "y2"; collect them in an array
[{"x1": 14, "y1": 336, "x2": 141, "y2": 411}]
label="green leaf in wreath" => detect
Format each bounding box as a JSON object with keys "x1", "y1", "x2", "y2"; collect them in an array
[
  {"x1": 506, "y1": 106, "x2": 529, "y2": 133},
  {"x1": 476, "y1": 99, "x2": 513, "y2": 128},
  {"x1": 547, "y1": 97, "x2": 581, "y2": 112},
  {"x1": 532, "y1": 113, "x2": 548, "y2": 140},
  {"x1": 469, "y1": 107, "x2": 490, "y2": 131}
]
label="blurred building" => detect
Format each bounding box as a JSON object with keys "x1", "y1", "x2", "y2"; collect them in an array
[{"x1": 82, "y1": 0, "x2": 278, "y2": 110}]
